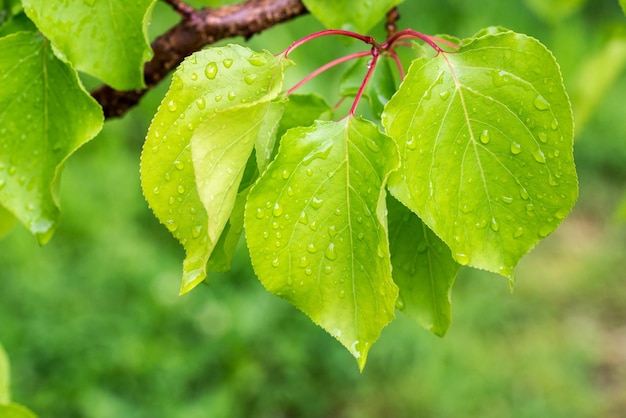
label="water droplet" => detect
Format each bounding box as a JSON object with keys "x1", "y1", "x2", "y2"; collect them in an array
[
  {"x1": 510, "y1": 141, "x2": 522, "y2": 155},
  {"x1": 272, "y1": 221, "x2": 280, "y2": 230},
  {"x1": 190, "y1": 72, "x2": 198, "y2": 81},
  {"x1": 166, "y1": 219, "x2": 178, "y2": 231},
  {"x1": 222, "y1": 58, "x2": 233, "y2": 68},
  {"x1": 307, "y1": 243, "x2": 318, "y2": 253},
  {"x1": 339, "y1": 289, "x2": 346, "y2": 299},
  {"x1": 152, "y1": 186, "x2": 160, "y2": 195},
  {"x1": 177, "y1": 185, "x2": 185, "y2": 194},
  {"x1": 204, "y1": 62, "x2": 218, "y2": 79},
  {"x1": 439, "y1": 90, "x2": 450, "y2": 100},
  {"x1": 167, "y1": 100, "x2": 177, "y2": 112},
  {"x1": 308, "y1": 220, "x2": 319, "y2": 231},
  {"x1": 475, "y1": 219, "x2": 487, "y2": 229},
  {"x1": 395, "y1": 296, "x2": 405, "y2": 310},
  {"x1": 325, "y1": 243, "x2": 337, "y2": 260},
  {"x1": 538, "y1": 132, "x2": 548, "y2": 143},
  {"x1": 328, "y1": 225, "x2": 337, "y2": 238},
  {"x1": 492, "y1": 70, "x2": 509, "y2": 86},
  {"x1": 195, "y1": 97, "x2": 206, "y2": 110},
  {"x1": 256, "y1": 208, "x2": 264, "y2": 219},
  {"x1": 298, "y1": 211, "x2": 308, "y2": 224},
  {"x1": 227, "y1": 91, "x2": 237, "y2": 101},
  {"x1": 273, "y1": 202, "x2": 283, "y2": 217},
  {"x1": 555, "y1": 207, "x2": 569, "y2": 220},
  {"x1": 533, "y1": 95, "x2": 550, "y2": 111},
  {"x1": 513, "y1": 227, "x2": 524, "y2": 238},
  {"x1": 310, "y1": 197, "x2": 323, "y2": 209},
  {"x1": 479, "y1": 129, "x2": 490, "y2": 144},
  {"x1": 519, "y1": 188, "x2": 530, "y2": 200},
  {"x1": 248, "y1": 53, "x2": 267, "y2": 66},
  {"x1": 191, "y1": 225, "x2": 202, "y2": 238},
  {"x1": 539, "y1": 224, "x2": 552, "y2": 237},
  {"x1": 172, "y1": 75, "x2": 184, "y2": 90},
  {"x1": 244, "y1": 74, "x2": 257, "y2": 85},
  {"x1": 532, "y1": 148, "x2": 546, "y2": 164},
  {"x1": 299, "y1": 256, "x2": 309, "y2": 267},
  {"x1": 305, "y1": 268, "x2": 312, "y2": 276},
  {"x1": 357, "y1": 232, "x2": 364, "y2": 240},
  {"x1": 215, "y1": 95, "x2": 223, "y2": 102},
  {"x1": 501, "y1": 195, "x2": 513, "y2": 204},
  {"x1": 164, "y1": 172, "x2": 171, "y2": 182},
  {"x1": 490, "y1": 217, "x2": 499, "y2": 232},
  {"x1": 550, "y1": 119, "x2": 559, "y2": 130},
  {"x1": 455, "y1": 253, "x2": 470, "y2": 265},
  {"x1": 173, "y1": 160, "x2": 185, "y2": 170},
  {"x1": 406, "y1": 136, "x2": 417, "y2": 150},
  {"x1": 272, "y1": 258, "x2": 280, "y2": 267}
]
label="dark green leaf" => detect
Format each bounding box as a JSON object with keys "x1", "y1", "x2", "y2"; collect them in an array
[
  {"x1": 0, "y1": 32, "x2": 103, "y2": 244},
  {"x1": 387, "y1": 196, "x2": 459, "y2": 337},
  {"x1": 245, "y1": 117, "x2": 399, "y2": 369},
  {"x1": 22, "y1": 0, "x2": 155, "y2": 90},
  {"x1": 383, "y1": 31, "x2": 577, "y2": 278}
]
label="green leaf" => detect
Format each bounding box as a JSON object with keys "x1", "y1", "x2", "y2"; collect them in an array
[
  {"x1": 245, "y1": 117, "x2": 399, "y2": 370},
  {"x1": 141, "y1": 45, "x2": 288, "y2": 293},
  {"x1": 0, "y1": 404, "x2": 37, "y2": 418},
  {"x1": 0, "y1": 32, "x2": 103, "y2": 244},
  {"x1": 22, "y1": 0, "x2": 155, "y2": 90},
  {"x1": 524, "y1": 0, "x2": 588, "y2": 23},
  {"x1": 0, "y1": 204, "x2": 16, "y2": 239},
  {"x1": 301, "y1": 0, "x2": 404, "y2": 33},
  {"x1": 383, "y1": 31, "x2": 578, "y2": 277},
  {"x1": 340, "y1": 57, "x2": 397, "y2": 119},
  {"x1": 0, "y1": 343, "x2": 9, "y2": 404},
  {"x1": 387, "y1": 196, "x2": 459, "y2": 337},
  {"x1": 254, "y1": 99, "x2": 287, "y2": 172},
  {"x1": 276, "y1": 93, "x2": 333, "y2": 140},
  {"x1": 621, "y1": 0, "x2": 626, "y2": 15}
]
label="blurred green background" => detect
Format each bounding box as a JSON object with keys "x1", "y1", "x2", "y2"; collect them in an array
[{"x1": 1, "y1": 0, "x2": 626, "y2": 416}]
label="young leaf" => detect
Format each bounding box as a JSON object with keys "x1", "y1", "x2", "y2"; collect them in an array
[
  {"x1": 0, "y1": 32, "x2": 103, "y2": 244},
  {"x1": 245, "y1": 117, "x2": 399, "y2": 370},
  {"x1": 21, "y1": 0, "x2": 155, "y2": 90},
  {"x1": 387, "y1": 196, "x2": 459, "y2": 337},
  {"x1": 383, "y1": 31, "x2": 578, "y2": 277},
  {"x1": 141, "y1": 45, "x2": 288, "y2": 293},
  {"x1": 301, "y1": 0, "x2": 404, "y2": 33}
]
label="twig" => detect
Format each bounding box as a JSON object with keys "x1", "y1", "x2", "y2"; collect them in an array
[
  {"x1": 163, "y1": 0, "x2": 197, "y2": 20},
  {"x1": 385, "y1": 7, "x2": 400, "y2": 39},
  {"x1": 92, "y1": 0, "x2": 308, "y2": 119}
]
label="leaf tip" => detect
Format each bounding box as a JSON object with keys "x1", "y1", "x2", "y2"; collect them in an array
[{"x1": 178, "y1": 266, "x2": 206, "y2": 295}]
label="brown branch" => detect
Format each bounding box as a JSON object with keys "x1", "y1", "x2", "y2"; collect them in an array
[{"x1": 92, "y1": 0, "x2": 308, "y2": 119}]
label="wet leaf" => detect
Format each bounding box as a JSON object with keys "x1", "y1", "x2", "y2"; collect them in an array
[
  {"x1": 141, "y1": 45, "x2": 288, "y2": 293},
  {"x1": 22, "y1": 0, "x2": 155, "y2": 90},
  {"x1": 383, "y1": 30, "x2": 577, "y2": 277},
  {"x1": 245, "y1": 117, "x2": 399, "y2": 370},
  {"x1": 387, "y1": 196, "x2": 459, "y2": 337},
  {"x1": 0, "y1": 32, "x2": 103, "y2": 244}
]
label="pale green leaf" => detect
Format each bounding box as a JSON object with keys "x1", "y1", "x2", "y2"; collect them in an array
[
  {"x1": 0, "y1": 343, "x2": 9, "y2": 404},
  {"x1": 245, "y1": 117, "x2": 399, "y2": 370},
  {"x1": 387, "y1": 196, "x2": 459, "y2": 337},
  {"x1": 0, "y1": 32, "x2": 103, "y2": 244},
  {"x1": 254, "y1": 99, "x2": 286, "y2": 171},
  {"x1": 0, "y1": 204, "x2": 16, "y2": 239},
  {"x1": 0, "y1": 404, "x2": 37, "y2": 418},
  {"x1": 301, "y1": 0, "x2": 404, "y2": 33},
  {"x1": 141, "y1": 45, "x2": 287, "y2": 293},
  {"x1": 383, "y1": 31, "x2": 578, "y2": 277},
  {"x1": 22, "y1": 0, "x2": 155, "y2": 90}
]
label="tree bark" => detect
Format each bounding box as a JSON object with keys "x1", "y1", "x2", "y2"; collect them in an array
[{"x1": 92, "y1": 0, "x2": 308, "y2": 119}]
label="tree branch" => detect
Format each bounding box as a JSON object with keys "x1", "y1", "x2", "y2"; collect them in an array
[{"x1": 92, "y1": 0, "x2": 308, "y2": 119}]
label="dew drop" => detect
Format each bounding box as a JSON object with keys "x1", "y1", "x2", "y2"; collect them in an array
[
  {"x1": 490, "y1": 217, "x2": 500, "y2": 232},
  {"x1": 325, "y1": 243, "x2": 337, "y2": 260},
  {"x1": 305, "y1": 268, "x2": 312, "y2": 276},
  {"x1": 310, "y1": 197, "x2": 323, "y2": 209},
  {"x1": 532, "y1": 148, "x2": 546, "y2": 164},
  {"x1": 501, "y1": 195, "x2": 513, "y2": 204},
  {"x1": 166, "y1": 219, "x2": 178, "y2": 231},
  {"x1": 177, "y1": 185, "x2": 185, "y2": 194},
  {"x1": 533, "y1": 95, "x2": 550, "y2": 111},
  {"x1": 513, "y1": 227, "x2": 524, "y2": 238},
  {"x1": 510, "y1": 141, "x2": 522, "y2": 155},
  {"x1": 538, "y1": 131, "x2": 548, "y2": 143},
  {"x1": 167, "y1": 100, "x2": 177, "y2": 112},
  {"x1": 357, "y1": 232, "x2": 364, "y2": 240},
  {"x1": 555, "y1": 207, "x2": 569, "y2": 220},
  {"x1": 479, "y1": 129, "x2": 490, "y2": 144},
  {"x1": 195, "y1": 97, "x2": 206, "y2": 110},
  {"x1": 191, "y1": 225, "x2": 202, "y2": 238},
  {"x1": 550, "y1": 119, "x2": 559, "y2": 130},
  {"x1": 308, "y1": 220, "x2": 319, "y2": 231},
  {"x1": 306, "y1": 168, "x2": 313, "y2": 177},
  {"x1": 307, "y1": 243, "x2": 318, "y2": 253},
  {"x1": 214, "y1": 95, "x2": 223, "y2": 102},
  {"x1": 172, "y1": 75, "x2": 184, "y2": 90},
  {"x1": 272, "y1": 258, "x2": 280, "y2": 267},
  {"x1": 204, "y1": 62, "x2": 218, "y2": 79},
  {"x1": 538, "y1": 224, "x2": 552, "y2": 237},
  {"x1": 299, "y1": 256, "x2": 309, "y2": 267},
  {"x1": 519, "y1": 188, "x2": 530, "y2": 200},
  {"x1": 406, "y1": 136, "x2": 417, "y2": 150},
  {"x1": 244, "y1": 74, "x2": 257, "y2": 85},
  {"x1": 190, "y1": 72, "x2": 198, "y2": 81},
  {"x1": 298, "y1": 211, "x2": 308, "y2": 224},
  {"x1": 439, "y1": 90, "x2": 450, "y2": 100},
  {"x1": 273, "y1": 202, "x2": 283, "y2": 217},
  {"x1": 173, "y1": 160, "x2": 185, "y2": 170},
  {"x1": 227, "y1": 91, "x2": 237, "y2": 101},
  {"x1": 222, "y1": 58, "x2": 233, "y2": 68},
  {"x1": 256, "y1": 208, "x2": 264, "y2": 219},
  {"x1": 455, "y1": 253, "x2": 470, "y2": 265},
  {"x1": 324, "y1": 265, "x2": 332, "y2": 274},
  {"x1": 328, "y1": 225, "x2": 337, "y2": 238},
  {"x1": 152, "y1": 186, "x2": 160, "y2": 195},
  {"x1": 248, "y1": 53, "x2": 267, "y2": 66}
]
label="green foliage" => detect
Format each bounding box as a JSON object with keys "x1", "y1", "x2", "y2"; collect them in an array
[
  {"x1": 0, "y1": 343, "x2": 37, "y2": 417},
  {"x1": 140, "y1": 45, "x2": 289, "y2": 293},
  {"x1": 245, "y1": 117, "x2": 399, "y2": 369},
  {"x1": 0, "y1": 32, "x2": 103, "y2": 244},
  {"x1": 302, "y1": 0, "x2": 404, "y2": 33},
  {"x1": 21, "y1": 0, "x2": 155, "y2": 90},
  {"x1": 621, "y1": 0, "x2": 626, "y2": 14},
  {"x1": 383, "y1": 31, "x2": 578, "y2": 278}
]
